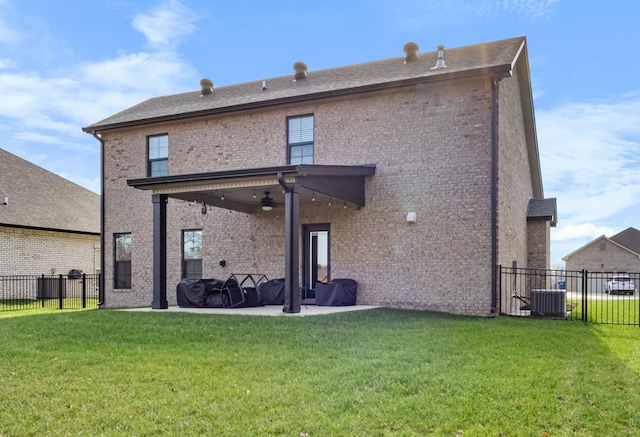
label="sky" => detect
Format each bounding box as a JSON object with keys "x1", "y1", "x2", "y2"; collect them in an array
[{"x1": 0, "y1": 0, "x2": 639, "y2": 267}]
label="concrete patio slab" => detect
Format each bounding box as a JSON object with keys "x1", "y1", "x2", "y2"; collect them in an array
[{"x1": 122, "y1": 304, "x2": 380, "y2": 317}]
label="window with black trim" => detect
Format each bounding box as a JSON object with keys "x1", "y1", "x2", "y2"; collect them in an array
[
  {"x1": 287, "y1": 115, "x2": 314, "y2": 164},
  {"x1": 148, "y1": 134, "x2": 168, "y2": 177},
  {"x1": 182, "y1": 229, "x2": 203, "y2": 279},
  {"x1": 114, "y1": 233, "x2": 132, "y2": 289}
]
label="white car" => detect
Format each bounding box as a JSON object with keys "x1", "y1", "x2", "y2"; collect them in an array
[{"x1": 605, "y1": 275, "x2": 636, "y2": 295}]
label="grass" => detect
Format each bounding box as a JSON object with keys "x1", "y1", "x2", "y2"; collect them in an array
[
  {"x1": 0, "y1": 308, "x2": 639, "y2": 436},
  {"x1": 569, "y1": 298, "x2": 639, "y2": 325},
  {"x1": 0, "y1": 298, "x2": 99, "y2": 312}
]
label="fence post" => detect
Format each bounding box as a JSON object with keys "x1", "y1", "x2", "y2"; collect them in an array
[
  {"x1": 58, "y1": 274, "x2": 64, "y2": 310},
  {"x1": 41, "y1": 274, "x2": 45, "y2": 308},
  {"x1": 497, "y1": 265, "x2": 502, "y2": 315},
  {"x1": 82, "y1": 274, "x2": 87, "y2": 308},
  {"x1": 582, "y1": 269, "x2": 587, "y2": 322}
]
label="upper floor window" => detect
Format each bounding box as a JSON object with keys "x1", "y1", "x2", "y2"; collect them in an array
[
  {"x1": 114, "y1": 233, "x2": 132, "y2": 289},
  {"x1": 287, "y1": 115, "x2": 314, "y2": 164},
  {"x1": 148, "y1": 134, "x2": 168, "y2": 177}
]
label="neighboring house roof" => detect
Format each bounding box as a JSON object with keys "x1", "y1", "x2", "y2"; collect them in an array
[
  {"x1": 527, "y1": 198, "x2": 557, "y2": 226},
  {"x1": 0, "y1": 148, "x2": 100, "y2": 234},
  {"x1": 609, "y1": 227, "x2": 640, "y2": 254},
  {"x1": 562, "y1": 230, "x2": 640, "y2": 262}
]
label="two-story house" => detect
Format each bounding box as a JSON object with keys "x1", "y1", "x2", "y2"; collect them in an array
[{"x1": 83, "y1": 36, "x2": 556, "y2": 316}]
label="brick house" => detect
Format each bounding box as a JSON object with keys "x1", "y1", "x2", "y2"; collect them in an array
[
  {"x1": 83, "y1": 36, "x2": 555, "y2": 316},
  {"x1": 0, "y1": 148, "x2": 100, "y2": 276},
  {"x1": 563, "y1": 227, "x2": 640, "y2": 274}
]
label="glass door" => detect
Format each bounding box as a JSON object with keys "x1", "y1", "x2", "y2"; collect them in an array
[{"x1": 302, "y1": 224, "x2": 330, "y2": 298}]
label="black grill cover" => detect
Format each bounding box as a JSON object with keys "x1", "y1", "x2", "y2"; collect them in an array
[{"x1": 316, "y1": 279, "x2": 357, "y2": 306}]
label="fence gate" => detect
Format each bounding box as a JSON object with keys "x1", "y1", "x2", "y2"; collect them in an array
[{"x1": 499, "y1": 266, "x2": 640, "y2": 326}]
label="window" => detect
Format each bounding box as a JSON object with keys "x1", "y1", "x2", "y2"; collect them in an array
[
  {"x1": 287, "y1": 115, "x2": 314, "y2": 164},
  {"x1": 114, "y1": 233, "x2": 132, "y2": 289},
  {"x1": 148, "y1": 134, "x2": 168, "y2": 177},
  {"x1": 182, "y1": 230, "x2": 203, "y2": 279}
]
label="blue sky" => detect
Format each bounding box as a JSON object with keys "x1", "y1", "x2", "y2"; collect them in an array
[{"x1": 1, "y1": 0, "x2": 639, "y2": 266}]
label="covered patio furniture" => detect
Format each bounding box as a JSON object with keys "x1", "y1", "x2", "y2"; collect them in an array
[{"x1": 315, "y1": 279, "x2": 357, "y2": 306}]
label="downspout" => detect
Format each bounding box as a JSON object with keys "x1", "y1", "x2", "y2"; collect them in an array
[
  {"x1": 490, "y1": 75, "x2": 499, "y2": 314},
  {"x1": 91, "y1": 130, "x2": 106, "y2": 307}
]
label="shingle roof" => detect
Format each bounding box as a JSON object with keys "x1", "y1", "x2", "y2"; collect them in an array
[
  {"x1": 84, "y1": 36, "x2": 526, "y2": 131},
  {"x1": 527, "y1": 198, "x2": 557, "y2": 226},
  {"x1": 610, "y1": 227, "x2": 640, "y2": 255},
  {"x1": 0, "y1": 148, "x2": 100, "y2": 234}
]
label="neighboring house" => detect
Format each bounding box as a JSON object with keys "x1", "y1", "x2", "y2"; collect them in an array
[
  {"x1": 0, "y1": 148, "x2": 100, "y2": 276},
  {"x1": 83, "y1": 36, "x2": 555, "y2": 316},
  {"x1": 563, "y1": 227, "x2": 640, "y2": 274}
]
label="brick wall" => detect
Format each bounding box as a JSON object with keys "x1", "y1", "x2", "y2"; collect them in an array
[
  {"x1": 0, "y1": 226, "x2": 99, "y2": 276},
  {"x1": 527, "y1": 221, "x2": 551, "y2": 270},
  {"x1": 496, "y1": 67, "x2": 535, "y2": 270},
  {"x1": 101, "y1": 73, "x2": 534, "y2": 316}
]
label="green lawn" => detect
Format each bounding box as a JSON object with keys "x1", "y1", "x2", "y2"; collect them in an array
[
  {"x1": 569, "y1": 298, "x2": 640, "y2": 325},
  {"x1": 1, "y1": 308, "x2": 639, "y2": 436}
]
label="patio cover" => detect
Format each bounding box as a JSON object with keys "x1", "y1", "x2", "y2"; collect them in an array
[{"x1": 127, "y1": 164, "x2": 376, "y2": 313}]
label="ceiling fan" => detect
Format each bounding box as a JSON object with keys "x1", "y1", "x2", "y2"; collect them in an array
[{"x1": 260, "y1": 191, "x2": 276, "y2": 211}]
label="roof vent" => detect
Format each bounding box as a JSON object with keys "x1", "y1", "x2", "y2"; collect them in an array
[
  {"x1": 431, "y1": 45, "x2": 447, "y2": 69},
  {"x1": 200, "y1": 78, "x2": 214, "y2": 95},
  {"x1": 293, "y1": 62, "x2": 308, "y2": 80},
  {"x1": 403, "y1": 42, "x2": 419, "y2": 63}
]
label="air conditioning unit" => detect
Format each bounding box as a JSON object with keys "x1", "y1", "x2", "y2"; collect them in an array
[{"x1": 530, "y1": 289, "x2": 566, "y2": 317}]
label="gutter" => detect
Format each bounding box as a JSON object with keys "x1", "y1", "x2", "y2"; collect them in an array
[
  {"x1": 91, "y1": 130, "x2": 106, "y2": 307},
  {"x1": 490, "y1": 74, "x2": 499, "y2": 314}
]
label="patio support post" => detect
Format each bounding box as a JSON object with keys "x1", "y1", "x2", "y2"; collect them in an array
[
  {"x1": 151, "y1": 193, "x2": 168, "y2": 309},
  {"x1": 282, "y1": 182, "x2": 301, "y2": 313}
]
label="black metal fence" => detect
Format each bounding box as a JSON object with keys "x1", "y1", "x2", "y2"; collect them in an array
[
  {"x1": 500, "y1": 266, "x2": 640, "y2": 326},
  {"x1": 0, "y1": 274, "x2": 100, "y2": 312}
]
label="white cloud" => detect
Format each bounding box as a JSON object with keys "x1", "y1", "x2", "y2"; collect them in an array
[
  {"x1": 0, "y1": 58, "x2": 16, "y2": 69},
  {"x1": 540, "y1": 95, "x2": 640, "y2": 265},
  {"x1": 132, "y1": 0, "x2": 199, "y2": 49},
  {"x1": 493, "y1": 0, "x2": 559, "y2": 19},
  {"x1": 0, "y1": 3, "x2": 22, "y2": 44},
  {"x1": 81, "y1": 51, "x2": 197, "y2": 97},
  {"x1": 538, "y1": 95, "x2": 640, "y2": 223},
  {"x1": 384, "y1": 0, "x2": 559, "y2": 29},
  {"x1": 551, "y1": 223, "x2": 615, "y2": 242}
]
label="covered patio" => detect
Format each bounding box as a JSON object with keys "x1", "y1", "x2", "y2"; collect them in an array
[{"x1": 127, "y1": 164, "x2": 376, "y2": 313}]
